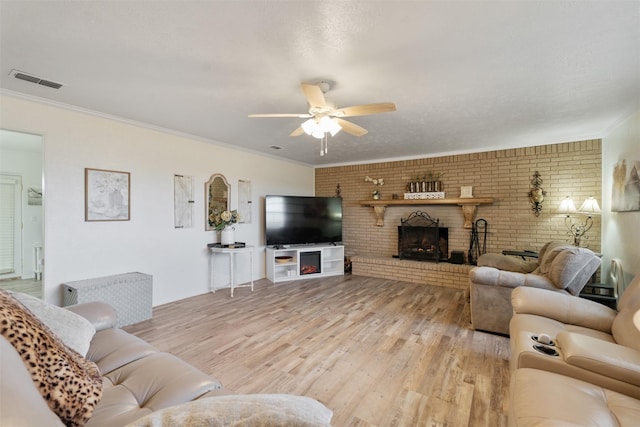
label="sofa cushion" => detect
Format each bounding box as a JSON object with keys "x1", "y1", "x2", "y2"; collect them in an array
[
  {"x1": 125, "y1": 394, "x2": 333, "y2": 427},
  {"x1": 548, "y1": 248, "x2": 600, "y2": 294},
  {"x1": 509, "y1": 368, "x2": 640, "y2": 427},
  {"x1": 86, "y1": 352, "x2": 223, "y2": 427},
  {"x1": 0, "y1": 289, "x2": 103, "y2": 427},
  {"x1": 86, "y1": 328, "x2": 158, "y2": 374},
  {"x1": 534, "y1": 241, "x2": 569, "y2": 276},
  {"x1": 9, "y1": 290, "x2": 96, "y2": 356}
]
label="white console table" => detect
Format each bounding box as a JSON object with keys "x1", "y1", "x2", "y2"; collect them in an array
[{"x1": 208, "y1": 245, "x2": 254, "y2": 297}]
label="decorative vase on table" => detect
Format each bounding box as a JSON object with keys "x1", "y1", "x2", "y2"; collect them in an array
[
  {"x1": 221, "y1": 226, "x2": 235, "y2": 245},
  {"x1": 372, "y1": 190, "x2": 381, "y2": 200}
]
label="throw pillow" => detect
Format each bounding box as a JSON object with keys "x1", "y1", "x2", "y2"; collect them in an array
[
  {"x1": 8, "y1": 290, "x2": 96, "y2": 356},
  {"x1": 126, "y1": 394, "x2": 333, "y2": 427},
  {"x1": 0, "y1": 289, "x2": 103, "y2": 427}
]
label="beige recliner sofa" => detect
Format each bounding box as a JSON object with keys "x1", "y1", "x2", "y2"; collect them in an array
[
  {"x1": 469, "y1": 241, "x2": 601, "y2": 334},
  {"x1": 1, "y1": 290, "x2": 333, "y2": 427},
  {"x1": 508, "y1": 272, "x2": 640, "y2": 426}
]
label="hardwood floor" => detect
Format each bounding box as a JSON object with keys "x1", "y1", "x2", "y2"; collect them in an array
[
  {"x1": 124, "y1": 274, "x2": 510, "y2": 426},
  {"x1": 0, "y1": 277, "x2": 42, "y2": 298}
]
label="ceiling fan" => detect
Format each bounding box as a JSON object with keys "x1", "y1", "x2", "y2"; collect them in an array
[{"x1": 248, "y1": 82, "x2": 397, "y2": 141}]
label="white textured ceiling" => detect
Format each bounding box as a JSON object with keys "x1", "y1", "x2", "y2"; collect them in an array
[{"x1": 1, "y1": 1, "x2": 638, "y2": 166}]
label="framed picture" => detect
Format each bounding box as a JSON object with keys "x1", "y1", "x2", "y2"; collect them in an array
[
  {"x1": 85, "y1": 168, "x2": 130, "y2": 221},
  {"x1": 612, "y1": 159, "x2": 640, "y2": 212},
  {"x1": 174, "y1": 174, "x2": 193, "y2": 228}
]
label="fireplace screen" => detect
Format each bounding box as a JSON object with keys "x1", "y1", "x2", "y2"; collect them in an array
[{"x1": 398, "y1": 211, "x2": 448, "y2": 262}]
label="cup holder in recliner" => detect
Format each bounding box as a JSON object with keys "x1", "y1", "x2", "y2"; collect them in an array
[
  {"x1": 533, "y1": 344, "x2": 559, "y2": 357},
  {"x1": 531, "y1": 335, "x2": 556, "y2": 346}
]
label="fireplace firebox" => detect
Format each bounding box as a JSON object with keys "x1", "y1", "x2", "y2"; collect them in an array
[
  {"x1": 398, "y1": 211, "x2": 448, "y2": 262},
  {"x1": 300, "y1": 251, "x2": 322, "y2": 275}
]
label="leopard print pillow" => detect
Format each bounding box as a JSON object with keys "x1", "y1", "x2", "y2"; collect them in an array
[{"x1": 0, "y1": 289, "x2": 102, "y2": 427}]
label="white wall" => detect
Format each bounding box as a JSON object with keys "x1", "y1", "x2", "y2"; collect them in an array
[
  {"x1": 0, "y1": 94, "x2": 314, "y2": 305},
  {"x1": 602, "y1": 110, "x2": 640, "y2": 290}
]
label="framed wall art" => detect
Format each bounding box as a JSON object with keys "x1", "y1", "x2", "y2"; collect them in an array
[
  {"x1": 85, "y1": 168, "x2": 130, "y2": 221},
  {"x1": 238, "y1": 179, "x2": 252, "y2": 224},
  {"x1": 174, "y1": 174, "x2": 193, "y2": 228},
  {"x1": 612, "y1": 159, "x2": 640, "y2": 212}
]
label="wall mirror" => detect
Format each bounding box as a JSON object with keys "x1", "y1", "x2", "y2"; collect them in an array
[{"x1": 205, "y1": 174, "x2": 230, "y2": 230}]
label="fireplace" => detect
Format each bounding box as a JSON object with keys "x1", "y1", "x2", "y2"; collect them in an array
[
  {"x1": 398, "y1": 211, "x2": 448, "y2": 262},
  {"x1": 300, "y1": 251, "x2": 322, "y2": 275}
]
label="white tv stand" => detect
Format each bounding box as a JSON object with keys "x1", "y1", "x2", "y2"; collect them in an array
[{"x1": 266, "y1": 244, "x2": 344, "y2": 283}]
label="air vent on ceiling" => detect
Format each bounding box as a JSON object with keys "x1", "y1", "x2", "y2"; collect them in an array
[{"x1": 10, "y1": 69, "x2": 63, "y2": 89}]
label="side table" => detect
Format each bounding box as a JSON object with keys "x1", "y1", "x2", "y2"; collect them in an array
[
  {"x1": 208, "y1": 245, "x2": 254, "y2": 297},
  {"x1": 580, "y1": 284, "x2": 617, "y2": 310}
]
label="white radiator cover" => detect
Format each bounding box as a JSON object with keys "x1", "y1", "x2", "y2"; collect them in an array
[{"x1": 62, "y1": 272, "x2": 152, "y2": 327}]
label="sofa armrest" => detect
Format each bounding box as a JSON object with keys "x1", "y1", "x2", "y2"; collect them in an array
[
  {"x1": 65, "y1": 301, "x2": 117, "y2": 331},
  {"x1": 511, "y1": 287, "x2": 617, "y2": 333},
  {"x1": 557, "y1": 331, "x2": 640, "y2": 387},
  {"x1": 470, "y1": 267, "x2": 556, "y2": 290}
]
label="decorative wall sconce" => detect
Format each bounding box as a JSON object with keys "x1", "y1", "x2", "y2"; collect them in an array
[
  {"x1": 528, "y1": 171, "x2": 547, "y2": 216},
  {"x1": 557, "y1": 196, "x2": 601, "y2": 247}
]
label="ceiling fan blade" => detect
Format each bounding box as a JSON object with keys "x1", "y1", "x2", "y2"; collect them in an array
[
  {"x1": 335, "y1": 102, "x2": 397, "y2": 117},
  {"x1": 248, "y1": 113, "x2": 311, "y2": 118},
  {"x1": 301, "y1": 83, "x2": 327, "y2": 108},
  {"x1": 335, "y1": 118, "x2": 368, "y2": 136},
  {"x1": 290, "y1": 127, "x2": 305, "y2": 136}
]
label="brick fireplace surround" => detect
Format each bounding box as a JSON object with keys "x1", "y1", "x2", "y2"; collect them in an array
[{"x1": 315, "y1": 140, "x2": 602, "y2": 289}]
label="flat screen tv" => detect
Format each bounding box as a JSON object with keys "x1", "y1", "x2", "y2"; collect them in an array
[{"x1": 265, "y1": 195, "x2": 342, "y2": 246}]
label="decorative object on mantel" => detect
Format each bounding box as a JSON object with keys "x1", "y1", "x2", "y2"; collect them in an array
[
  {"x1": 527, "y1": 171, "x2": 547, "y2": 216},
  {"x1": 335, "y1": 183, "x2": 342, "y2": 198},
  {"x1": 406, "y1": 172, "x2": 444, "y2": 193},
  {"x1": 460, "y1": 186, "x2": 473, "y2": 198},
  {"x1": 404, "y1": 192, "x2": 445, "y2": 200},
  {"x1": 359, "y1": 197, "x2": 494, "y2": 227},
  {"x1": 557, "y1": 196, "x2": 601, "y2": 247},
  {"x1": 364, "y1": 176, "x2": 384, "y2": 200}
]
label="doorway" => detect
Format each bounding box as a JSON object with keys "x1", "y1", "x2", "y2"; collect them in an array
[{"x1": 0, "y1": 129, "x2": 43, "y2": 298}]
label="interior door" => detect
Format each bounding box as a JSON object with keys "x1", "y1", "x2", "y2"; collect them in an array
[
  {"x1": 0, "y1": 129, "x2": 43, "y2": 296},
  {"x1": 0, "y1": 174, "x2": 22, "y2": 279}
]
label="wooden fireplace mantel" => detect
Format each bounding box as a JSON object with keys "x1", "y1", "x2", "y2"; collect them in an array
[{"x1": 359, "y1": 197, "x2": 495, "y2": 227}]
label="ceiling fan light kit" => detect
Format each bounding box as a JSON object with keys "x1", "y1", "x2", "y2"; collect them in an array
[{"x1": 249, "y1": 81, "x2": 396, "y2": 155}]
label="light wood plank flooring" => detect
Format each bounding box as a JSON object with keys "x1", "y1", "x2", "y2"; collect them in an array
[
  {"x1": 0, "y1": 277, "x2": 42, "y2": 298},
  {"x1": 124, "y1": 274, "x2": 510, "y2": 426}
]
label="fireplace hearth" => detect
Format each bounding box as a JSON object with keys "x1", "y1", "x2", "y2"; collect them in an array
[{"x1": 398, "y1": 211, "x2": 448, "y2": 262}]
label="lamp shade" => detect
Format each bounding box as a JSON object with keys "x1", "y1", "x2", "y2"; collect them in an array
[
  {"x1": 319, "y1": 116, "x2": 341, "y2": 136},
  {"x1": 301, "y1": 118, "x2": 317, "y2": 136},
  {"x1": 578, "y1": 196, "x2": 601, "y2": 214},
  {"x1": 557, "y1": 197, "x2": 577, "y2": 214}
]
